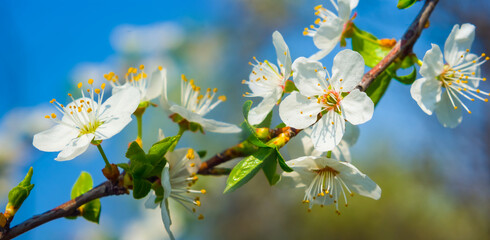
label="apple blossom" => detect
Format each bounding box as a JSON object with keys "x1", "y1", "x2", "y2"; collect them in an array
[
  {"x1": 281, "y1": 156, "x2": 381, "y2": 214},
  {"x1": 304, "y1": 0, "x2": 359, "y2": 60},
  {"x1": 145, "y1": 148, "x2": 205, "y2": 240},
  {"x1": 107, "y1": 65, "x2": 165, "y2": 103},
  {"x1": 160, "y1": 72, "x2": 241, "y2": 133},
  {"x1": 244, "y1": 31, "x2": 292, "y2": 125},
  {"x1": 32, "y1": 80, "x2": 140, "y2": 161},
  {"x1": 410, "y1": 23, "x2": 489, "y2": 128},
  {"x1": 279, "y1": 49, "x2": 373, "y2": 151}
]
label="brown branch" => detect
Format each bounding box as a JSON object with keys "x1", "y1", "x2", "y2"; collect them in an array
[
  {"x1": 0, "y1": 179, "x2": 128, "y2": 240},
  {"x1": 357, "y1": 0, "x2": 439, "y2": 91},
  {"x1": 0, "y1": 1, "x2": 439, "y2": 238}
]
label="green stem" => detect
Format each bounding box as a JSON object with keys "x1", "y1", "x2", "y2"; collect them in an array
[
  {"x1": 169, "y1": 127, "x2": 186, "y2": 152},
  {"x1": 135, "y1": 113, "x2": 143, "y2": 140},
  {"x1": 97, "y1": 144, "x2": 111, "y2": 169},
  {"x1": 326, "y1": 151, "x2": 332, "y2": 158}
]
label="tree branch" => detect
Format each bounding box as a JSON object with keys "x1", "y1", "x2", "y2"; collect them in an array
[
  {"x1": 0, "y1": 179, "x2": 128, "y2": 240},
  {"x1": 0, "y1": 0, "x2": 439, "y2": 238},
  {"x1": 357, "y1": 0, "x2": 439, "y2": 91}
]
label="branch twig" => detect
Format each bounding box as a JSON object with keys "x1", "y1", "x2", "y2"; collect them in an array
[{"x1": 0, "y1": 0, "x2": 439, "y2": 238}]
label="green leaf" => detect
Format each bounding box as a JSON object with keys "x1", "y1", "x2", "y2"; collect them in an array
[
  {"x1": 224, "y1": 148, "x2": 275, "y2": 193},
  {"x1": 242, "y1": 101, "x2": 271, "y2": 148},
  {"x1": 126, "y1": 142, "x2": 152, "y2": 178},
  {"x1": 8, "y1": 167, "x2": 35, "y2": 210},
  {"x1": 397, "y1": 0, "x2": 417, "y2": 9},
  {"x1": 365, "y1": 69, "x2": 393, "y2": 106},
  {"x1": 133, "y1": 178, "x2": 152, "y2": 199},
  {"x1": 70, "y1": 172, "x2": 101, "y2": 224},
  {"x1": 275, "y1": 123, "x2": 286, "y2": 128},
  {"x1": 275, "y1": 148, "x2": 293, "y2": 172},
  {"x1": 351, "y1": 24, "x2": 392, "y2": 68},
  {"x1": 262, "y1": 151, "x2": 280, "y2": 185},
  {"x1": 197, "y1": 150, "x2": 207, "y2": 158},
  {"x1": 116, "y1": 163, "x2": 130, "y2": 172},
  {"x1": 256, "y1": 111, "x2": 273, "y2": 128},
  {"x1": 391, "y1": 66, "x2": 417, "y2": 85},
  {"x1": 147, "y1": 136, "x2": 179, "y2": 165}
]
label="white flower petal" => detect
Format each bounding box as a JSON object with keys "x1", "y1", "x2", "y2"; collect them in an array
[
  {"x1": 332, "y1": 140, "x2": 352, "y2": 163},
  {"x1": 165, "y1": 148, "x2": 201, "y2": 177},
  {"x1": 420, "y1": 44, "x2": 444, "y2": 79},
  {"x1": 33, "y1": 124, "x2": 79, "y2": 152},
  {"x1": 444, "y1": 23, "x2": 476, "y2": 67},
  {"x1": 94, "y1": 115, "x2": 132, "y2": 140},
  {"x1": 100, "y1": 85, "x2": 141, "y2": 118},
  {"x1": 144, "y1": 193, "x2": 158, "y2": 209},
  {"x1": 291, "y1": 57, "x2": 327, "y2": 97},
  {"x1": 435, "y1": 91, "x2": 462, "y2": 128},
  {"x1": 331, "y1": 49, "x2": 365, "y2": 92},
  {"x1": 341, "y1": 89, "x2": 374, "y2": 125},
  {"x1": 338, "y1": 0, "x2": 358, "y2": 20},
  {"x1": 335, "y1": 161, "x2": 381, "y2": 200},
  {"x1": 160, "y1": 199, "x2": 175, "y2": 240},
  {"x1": 410, "y1": 77, "x2": 442, "y2": 115},
  {"x1": 311, "y1": 17, "x2": 344, "y2": 60},
  {"x1": 159, "y1": 69, "x2": 172, "y2": 111},
  {"x1": 170, "y1": 105, "x2": 241, "y2": 133},
  {"x1": 248, "y1": 89, "x2": 282, "y2": 125},
  {"x1": 287, "y1": 130, "x2": 324, "y2": 159},
  {"x1": 55, "y1": 133, "x2": 94, "y2": 161},
  {"x1": 144, "y1": 69, "x2": 165, "y2": 101},
  {"x1": 279, "y1": 91, "x2": 322, "y2": 129},
  {"x1": 464, "y1": 53, "x2": 481, "y2": 88},
  {"x1": 161, "y1": 164, "x2": 172, "y2": 200},
  {"x1": 310, "y1": 111, "x2": 345, "y2": 151},
  {"x1": 272, "y1": 31, "x2": 292, "y2": 81},
  {"x1": 343, "y1": 122, "x2": 359, "y2": 146}
]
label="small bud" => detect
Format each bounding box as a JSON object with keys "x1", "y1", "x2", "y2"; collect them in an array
[{"x1": 102, "y1": 164, "x2": 120, "y2": 183}]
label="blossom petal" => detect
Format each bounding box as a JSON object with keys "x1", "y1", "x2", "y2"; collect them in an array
[
  {"x1": 170, "y1": 105, "x2": 241, "y2": 133},
  {"x1": 334, "y1": 161, "x2": 381, "y2": 200},
  {"x1": 332, "y1": 140, "x2": 352, "y2": 163},
  {"x1": 331, "y1": 49, "x2": 365, "y2": 92},
  {"x1": 435, "y1": 91, "x2": 462, "y2": 128},
  {"x1": 55, "y1": 133, "x2": 94, "y2": 161},
  {"x1": 287, "y1": 129, "x2": 324, "y2": 159},
  {"x1": 341, "y1": 89, "x2": 374, "y2": 125},
  {"x1": 33, "y1": 124, "x2": 79, "y2": 152},
  {"x1": 100, "y1": 85, "x2": 141, "y2": 118},
  {"x1": 94, "y1": 115, "x2": 132, "y2": 140},
  {"x1": 282, "y1": 156, "x2": 318, "y2": 187},
  {"x1": 464, "y1": 53, "x2": 481, "y2": 88},
  {"x1": 165, "y1": 148, "x2": 201, "y2": 178},
  {"x1": 420, "y1": 44, "x2": 444, "y2": 79},
  {"x1": 248, "y1": 89, "x2": 282, "y2": 125},
  {"x1": 338, "y1": 0, "x2": 358, "y2": 20},
  {"x1": 444, "y1": 23, "x2": 476, "y2": 67},
  {"x1": 279, "y1": 91, "x2": 322, "y2": 129},
  {"x1": 310, "y1": 111, "x2": 345, "y2": 151},
  {"x1": 144, "y1": 69, "x2": 165, "y2": 101},
  {"x1": 144, "y1": 193, "x2": 158, "y2": 209},
  {"x1": 159, "y1": 69, "x2": 172, "y2": 111},
  {"x1": 343, "y1": 122, "x2": 359, "y2": 146},
  {"x1": 410, "y1": 77, "x2": 442, "y2": 115},
  {"x1": 291, "y1": 57, "x2": 327, "y2": 97},
  {"x1": 311, "y1": 17, "x2": 344, "y2": 60},
  {"x1": 160, "y1": 199, "x2": 175, "y2": 240},
  {"x1": 272, "y1": 31, "x2": 292, "y2": 81}
]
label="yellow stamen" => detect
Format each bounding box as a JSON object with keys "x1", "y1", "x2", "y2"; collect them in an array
[
  {"x1": 77, "y1": 82, "x2": 83, "y2": 88},
  {"x1": 218, "y1": 96, "x2": 227, "y2": 101},
  {"x1": 88, "y1": 79, "x2": 94, "y2": 85}
]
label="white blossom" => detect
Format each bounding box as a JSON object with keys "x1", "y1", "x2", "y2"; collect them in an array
[
  {"x1": 287, "y1": 123, "x2": 359, "y2": 163},
  {"x1": 244, "y1": 31, "x2": 292, "y2": 125},
  {"x1": 410, "y1": 23, "x2": 489, "y2": 128},
  {"x1": 160, "y1": 71, "x2": 241, "y2": 133},
  {"x1": 279, "y1": 49, "x2": 373, "y2": 151},
  {"x1": 109, "y1": 65, "x2": 165, "y2": 103},
  {"x1": 33, "y1": 81, "x2": 140, "y2": 161},
  {"x1": 304, "y1": 0, "x2": 359, "y2": 60},
  {"x1": 145, "y1": 148, "x2": 205, "y2": 240},
  {"x1": 281, "y1": 156, "x2": 381, "y2": 214}
]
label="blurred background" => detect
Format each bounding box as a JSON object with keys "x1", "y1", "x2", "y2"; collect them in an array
[{"x1": 0, "y1": 0, "x2": 489, "y2": 239}]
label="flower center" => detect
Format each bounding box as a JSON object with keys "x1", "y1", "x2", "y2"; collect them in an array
[
  {"x1": 303, "y1": 164, "x2": 354, "y2": 215},
  {"x1": 180, "y1": 74, "x2": 226, "y2": 116},
  {"x1": 437, "y1": 51, "x2": 489, "y2": 114},
  {"x1": 45, "y1": 79, "x2": 107, "y2": 136},
  {"x1": 318, "y1": 90, "x2": 342, "y2": 112}
]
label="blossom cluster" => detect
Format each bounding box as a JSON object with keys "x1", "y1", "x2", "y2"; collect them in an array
[{"x1": 25, "y1": 0, "x2": 488, "y2": 239}]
